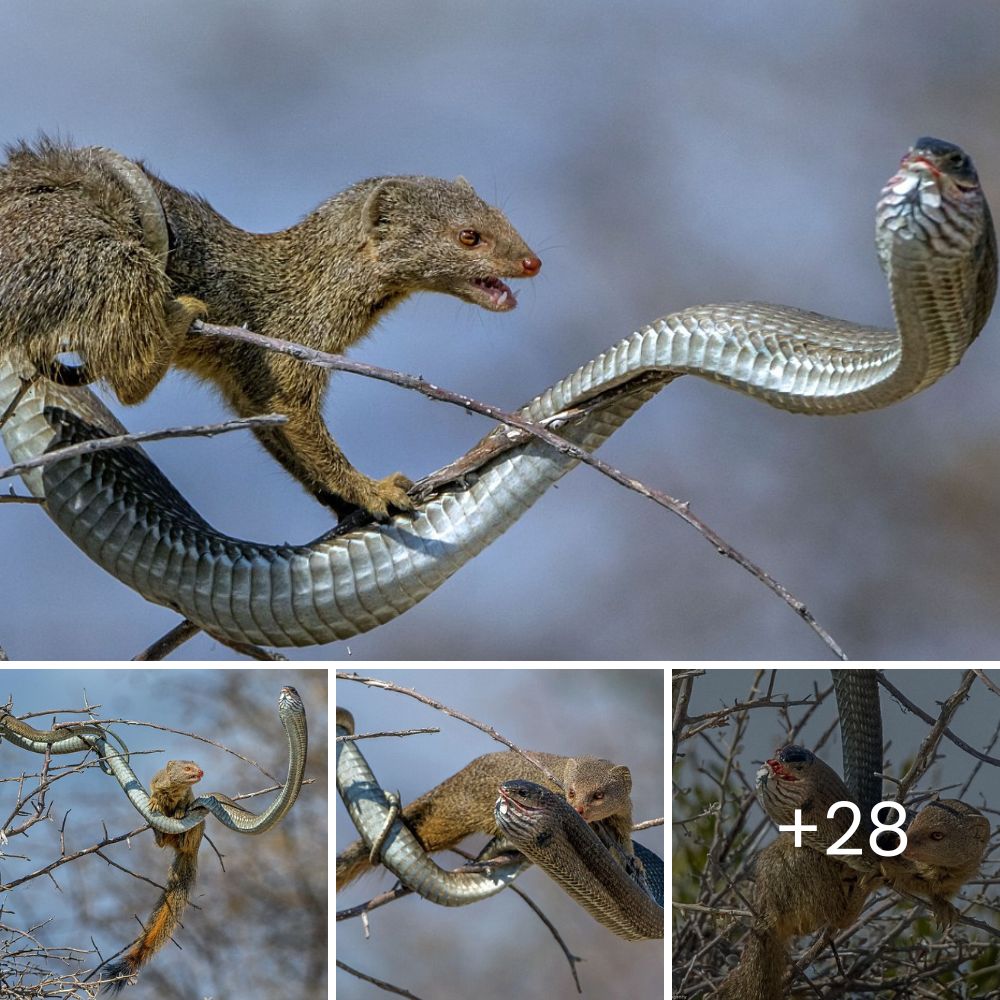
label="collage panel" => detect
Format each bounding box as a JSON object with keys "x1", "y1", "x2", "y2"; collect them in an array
[
  {"x1": 672, "y1": 666, "x2": 998, "y2": 998},
  {"x1": 335, "y1": 667, "x2": 665, "y2": 999},
  {"x1": 0, "y1": 667, "x2": 327, "y2": 999}
]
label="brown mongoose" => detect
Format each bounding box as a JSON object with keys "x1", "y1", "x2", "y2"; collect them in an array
[
  {"x1": 873, "y1": 798, "x2": 991, "y2": 928},
  {"x1": 717, "y1": 751, "x2": 991, "y2": 998},
  {"x1": 336, "y1": 749, "x2": 634, "y2": 890},
  {"x1": 0, "y1": 137, "x2": 541, "y2": 519},
  {"x1": 102, "y1": 760, "x2": 204, "y2": 994},
  {"x1": 715, "y1": 832, "x2": 869, "y2": 1000}
]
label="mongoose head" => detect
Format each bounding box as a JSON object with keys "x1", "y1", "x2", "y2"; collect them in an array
[
  {"x1": 162, "y1": 759, "x2": 205, "y2": 786},
  {"x1": 358, "y1": 175, "x2": 541, "y2": 310},
  {"x1": 902, "y1": 799, "x2": 990, "y2": 868},
  {"x1": 564, "y1": 756, "x2": 632, "y2": 823}
]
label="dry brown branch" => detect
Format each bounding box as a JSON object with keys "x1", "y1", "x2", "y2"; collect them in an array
[
  {"x1": 0, "y1": 413, "x2": 286, "y2": 482},
  {"x1": 132, "y1": 619, "x2": 201, "y2": 660},
  {"x1": 336, "y1": 959, "x2": 426, "y2": 999}
]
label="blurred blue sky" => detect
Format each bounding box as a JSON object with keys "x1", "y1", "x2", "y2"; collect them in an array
[{"x1": 2, "y1": 3, "x2": 1000, "y2": 659}]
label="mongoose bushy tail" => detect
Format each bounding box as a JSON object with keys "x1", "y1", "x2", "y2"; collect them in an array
[
  {"x1": 102, "y1": 760, "x2": 204, "y2": 994},
  {"x1": 336, "y1": 750, "x2": 634, "y2": 890},
  {"x1": 0, "y1": 137, "x2": 541, "y2": 519}
]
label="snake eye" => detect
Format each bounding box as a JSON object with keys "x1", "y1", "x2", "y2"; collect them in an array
[{"x1": 944, "y1": 150, "x2": 967, "y2": 171}]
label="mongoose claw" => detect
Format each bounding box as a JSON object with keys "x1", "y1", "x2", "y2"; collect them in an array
[{"x1": 356, "y1": 472, "x2": 417, "y2": 521}]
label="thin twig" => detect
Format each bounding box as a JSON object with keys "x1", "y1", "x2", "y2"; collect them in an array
[
  {"x1": 133, "y1": 619, "x2": 202, "y2": 661},
  {"x1": 335, "y1": 671, "x2": 565, "y2": 787},
  {"x1": 0, "y1": 413, "x2": 286, "y2": 482},
  {"x1": 336, "y1": 959, "x2": 425, "y2": 999}
]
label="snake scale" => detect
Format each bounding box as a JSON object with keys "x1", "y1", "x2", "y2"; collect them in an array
[
  {"x1": 1, "y1": 686, "x2": 307, "y2": 835},
  {"x1": 0, "y1": 138, "x2": 995, "y2": 648},
  {"x1": 336, "y1": 707, "x2": 664, "y2": 940}
]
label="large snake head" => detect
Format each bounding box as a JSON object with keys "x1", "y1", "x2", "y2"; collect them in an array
[
  {"x1": 877, "y1": 136, "x2": 997, "y2": 335},
  {"x1": 755, "y1": 744, "x2": 816, "y2": 799}
]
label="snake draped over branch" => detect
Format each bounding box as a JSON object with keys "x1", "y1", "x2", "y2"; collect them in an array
[
  {"x1": 335, "y1": 707, "x2": 664, "y2": 941},
  {"x1": 1, "y1": 138, "x2": 995, "y2": 648},
  {"x1": 0, "y1": 686, "x2": 307, "y2": 835}
]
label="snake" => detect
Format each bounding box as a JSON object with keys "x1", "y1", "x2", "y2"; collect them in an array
[
  {"x1": 335, "y1": 708, "x2": 531, "y2": 905},
  {"x1": 0, "y1": 138, "x2": 995, "y2": 649},
  {"x1": 336, "y1": 707, "x2": 664, "y2": 940},
  {"x1": 494, "y1": 779, "x2": 664, "y2": 940},
  {"x1": 1, "y1": 686, "x2": 307, "y2": 836}
]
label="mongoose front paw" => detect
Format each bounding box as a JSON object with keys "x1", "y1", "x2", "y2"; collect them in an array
[
  {"x1": 166, "y1": 295, "x2": 209, "y2": 337},
  {"x1": 367, "y1": 472, "x2": 416, "y2": 519},
  {"x1": 331, "y1": 471, "x2": 416, "y2": 522}
]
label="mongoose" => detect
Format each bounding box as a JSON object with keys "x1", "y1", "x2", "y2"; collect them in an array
[
  {"x1": 102, "y1": 760, "x2": 204, "y2": 994},
  {"x1": 715, "y1": 833, "x2": 868, "y2": 1000},
  {"x1": 873, "y1": 798, "x2": 990, "y2": 928},
  {"x1": 0, "y1": 138, "x2": 541, "y2": 519},
  {"x1": 718, "y1": 751, "x2": 991, "y2": 998},
  {"x1": 336, "y1": 749, "x2": 635, "y2": 890}
]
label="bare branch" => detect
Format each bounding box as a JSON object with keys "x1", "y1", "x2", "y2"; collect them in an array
[{"x1": 0, "y1": 413, "x2": 286, "y2": 482}]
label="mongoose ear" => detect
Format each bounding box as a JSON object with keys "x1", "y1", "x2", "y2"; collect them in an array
[
  {"x1": 454, "y1": 175, "x2": 475, "y2": 194},
  {"x1": 611, "y1": 765, "x2": 632, "y2": 794},
  {"x1": 363, "y1": 179, "x2": 401, "y2": 234}
]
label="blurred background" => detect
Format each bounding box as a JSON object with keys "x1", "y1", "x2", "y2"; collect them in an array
[
  {"x1": 0, "y1": 668, "x2": 327, "y2": 999},
  {"x1": 335, "y1": 667, "x2": 664, "y2": 1000},
  {"x1": 2, "y1": 2, "x2": 1000, "y2": 659}
]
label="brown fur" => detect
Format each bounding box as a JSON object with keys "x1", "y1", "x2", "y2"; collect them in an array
[
  {"x1": 874, "y1": 798, "x2": 990, "y2": 928},
  {"x1": 0, "y1": 139, "x2": 540, "y2": 518},
  {"x1": 715, "y1": 834, "x2": 868, "y2": 1000},
  {"x1": 336, "y1": 750, "x2": 633, "y2": 890},
  {"x1": 102, "y1": 760, "x2": 204, "y2": 994}
]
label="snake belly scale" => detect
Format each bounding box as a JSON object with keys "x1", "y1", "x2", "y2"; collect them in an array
[{"x1": 0, "y1": 139, "x2": 994, "y2": 647}]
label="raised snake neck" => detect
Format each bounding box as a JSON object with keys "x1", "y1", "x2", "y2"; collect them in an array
[
  {"x1": 0, "y1": 139, "x2": 995, "y2": 648},
  {"x1": 831, "y1": 669, "x2": 882, "y2": 831},
  {"x1": 1, "y1": 687, "x2": 306, "y2": 836},
  {"x1": 336, "y1": 708, "x2": 664, "y2": 940}
]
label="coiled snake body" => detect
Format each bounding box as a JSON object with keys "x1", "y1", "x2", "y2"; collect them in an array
[
  {"x1": 1, "y1": 686, "x2": 307, "y2": 835},
  {"x1": 0, "y1": 139, "x2": 995, "y2": 647}
]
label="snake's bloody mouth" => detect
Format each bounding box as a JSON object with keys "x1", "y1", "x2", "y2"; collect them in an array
[
  {"x1": 470, "y1": 275, "x2": 517, "y2": 311},
  {"x1": 766, "y1": 758, "x2": 800, "y2": 781}
]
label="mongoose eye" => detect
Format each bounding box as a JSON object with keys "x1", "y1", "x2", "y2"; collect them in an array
[
  {"x1": 593, "y1": 791, "x2": 604, "y2": 801},
  {"x1": 567, "y1": 787, "x2": 576, "y2": 800},
  {"x1": 931, "y1": 831, "x2": 945, "y2": 841},
  {"x1": 458, "y1": 228, "x2": 481, "y2": 247}
]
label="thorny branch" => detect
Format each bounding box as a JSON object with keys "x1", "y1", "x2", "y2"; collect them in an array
[{"x1": 671, "y1": 669, "x2": 1000, "y2": 997}]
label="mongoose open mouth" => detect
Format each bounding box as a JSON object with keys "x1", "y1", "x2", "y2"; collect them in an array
[{"x1": 470, "y1": 275, "x2": 517, "y2": 311}]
